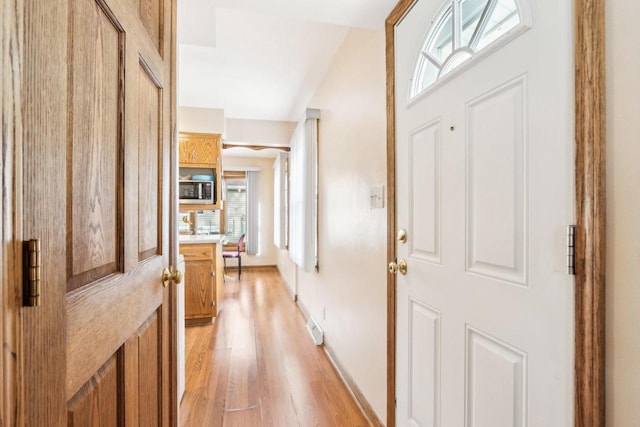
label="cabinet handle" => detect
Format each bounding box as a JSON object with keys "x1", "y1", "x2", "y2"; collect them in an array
[
  {"x1": 211, "y1": 271, "x2": 215, "y2": 277},
  {"x1": 182, "y1": 253, "x2": 195, "y2": 257}
]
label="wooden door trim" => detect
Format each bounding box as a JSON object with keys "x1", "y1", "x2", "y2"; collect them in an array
[
  {"x1": 574, "y1": 0, "x2": 606, "y2": 425},
  {"x1": 169, "y1": 0, "x2": 179, "y2": 423},
  {"x1": 2, "y1": 0, "x2": 23, "y2": 423},
  {"x1": 384, "y1": 0, "x2": 607, "y2": 426},
  {"x1": 384, "y1": 1, "x2": 410, "y2": 424}
]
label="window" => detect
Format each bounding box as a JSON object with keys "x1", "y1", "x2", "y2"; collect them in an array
[
  {"x1": 195, "y1": 210, "x2": 221, "y2": 234},
  {"x1": 411, "y1": 0, "x2": 527, "y2": 98},
  {"x1": 224, "y1": 173, "x2": 247, "y2": 242},
  {"x1": 178, "y1": 210, "x2": 221, "y2": 234}
]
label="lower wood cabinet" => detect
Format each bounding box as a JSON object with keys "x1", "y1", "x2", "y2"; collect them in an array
[{"x1": 179, "y1": 242, "x2": 223, "y2": 326}]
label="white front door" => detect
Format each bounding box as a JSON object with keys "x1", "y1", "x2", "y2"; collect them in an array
[{"x1": 394, "y1": 0, "x2": 574, "y2": 425}]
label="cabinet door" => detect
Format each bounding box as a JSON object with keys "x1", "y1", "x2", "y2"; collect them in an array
[
  {"x1": 184, "y1": 259, "x2": 215, "y2": 320},
  {"x1": 215, "y1": 242, "x2": 224, "y2": 315},
  {"x1": 178, "y1": 134, "x2": 219, "y2": 166},
  {"x1": 178, "y1": 136, "x2": 190, "y2": 164}
]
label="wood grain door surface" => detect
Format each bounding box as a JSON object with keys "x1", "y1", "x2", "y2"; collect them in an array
[{"x1": 20, "y1": 0, "x2": 176, "y2": 424}]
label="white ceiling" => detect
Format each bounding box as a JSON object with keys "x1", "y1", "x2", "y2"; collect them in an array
[
  {"x1": 177, "y1": 0, "x2": 397, "y2": 122},
  {"x1": 202, "y1": 0, "x2": 397, "y2": 30}
]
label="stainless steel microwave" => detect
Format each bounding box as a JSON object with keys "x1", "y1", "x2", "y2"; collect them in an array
[{"x1": 179, "y1": 180, "x2": 216, "y2": 205}]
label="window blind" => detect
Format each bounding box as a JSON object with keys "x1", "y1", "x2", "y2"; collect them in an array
[
  {"x1": 289, "y1": 109, "x2": 319, "y2": 273},
  {"x1": 224, "y1": 181, "x2": 247, "y2": 242},
  {"x1": 246, "y1": 171, "x2": 260, "y2": 255},
  {"x1": 273, "y1": 152, "x2": 289, "y2": 249}
]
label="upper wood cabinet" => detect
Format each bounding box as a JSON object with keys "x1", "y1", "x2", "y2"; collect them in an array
[
  {"x1": 178, "y1": 132, "x2": 221, "y2": 167},
  {"x1": 179, "y1": 132, "x2": 223, "y2": 210}
]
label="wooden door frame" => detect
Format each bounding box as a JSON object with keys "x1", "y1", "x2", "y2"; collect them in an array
[
  {"x1": 1, "y1": 0, "x2": 22, "y2": 424},
  {"x1": 385, "y1": 0, "x2": 606, "y2": 426},
  {"x1": 169, "y1": 0, "x2": 180, "y2": 424}
]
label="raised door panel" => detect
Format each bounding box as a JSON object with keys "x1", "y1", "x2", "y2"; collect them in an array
[
  {"x1": 68, "y1": 308, "x2": 163, "y2": 427},
  {"x1": 139, "y1": 0, "x2": 163, "y2": 54},
  {"x1": 408, "y1": 299, "x2": 440, "y2": 427},
  {"x1": 466, "y1": 77, "x2": 527, "y2": 286},
  {"x1": 184, "y1": 259, "x2": 215, "y2": 320},
  {"x1": 138, "y1": 60, "x2": 162, "y2": 261},
  {"x1": 67, "y1": 355, "x2": 119, "y2": 426},
  {"x1": 67, "y1": 0, "x2": 124, "y2": 292},
  {"x1": 465, "y1": 327, "x2": 527, "y2": 427},
  {"x1": 409, "y1": 120, "x2": 441, "y2": 264},
  {"x1": 138, "y1": 312, "x2": 161, "y2": 426}
]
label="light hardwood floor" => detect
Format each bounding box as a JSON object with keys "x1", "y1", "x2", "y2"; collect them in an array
[{"x1": 180, "y1": 267, "x2": 371, "y2": 426}]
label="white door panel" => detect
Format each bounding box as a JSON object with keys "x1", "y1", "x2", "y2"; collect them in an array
[
  {"x1": 408, "y1": 299, "x2": 441, "y2": 427},
  {"x1": 466, "y1": 76, "x2": 527, "y2": 284},
  {"x1": 409, "y1": 120, "x2": 442, "y2": 264},
  {"x1": 465, "y1": 327, "x2": 527, "y2": 427},
  {"x1": 395, "y1": 0, "x2": 575, "y2": 425}
]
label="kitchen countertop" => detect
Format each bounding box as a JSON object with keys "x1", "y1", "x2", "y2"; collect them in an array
[{"x1": 179, "y1": 234, "x2": 226, "y2": 245}]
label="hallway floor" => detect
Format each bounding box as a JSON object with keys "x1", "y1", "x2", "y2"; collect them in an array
[{"x1": 179, "y1": 267, "x2": 371, "y2": 426}]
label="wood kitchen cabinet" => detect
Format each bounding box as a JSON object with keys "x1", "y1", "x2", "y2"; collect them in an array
[
  {"x1": 179, "y1": 242, "x2": 223, "y2": 326},
  {"x1": 179, "y1": 132, "x2": 223, "y2": 211},
  {"x1": 178, "y1": 132, "x2": 221, "y2": 167}
]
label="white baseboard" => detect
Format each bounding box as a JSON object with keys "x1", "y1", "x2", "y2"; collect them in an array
[{"x1": 294, "y1": 298, "x2": 383, "y2": 427}]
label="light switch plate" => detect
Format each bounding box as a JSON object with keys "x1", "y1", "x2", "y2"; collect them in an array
[{"x1": 370, "y1": 184, "x2": 384, "y2": 209}]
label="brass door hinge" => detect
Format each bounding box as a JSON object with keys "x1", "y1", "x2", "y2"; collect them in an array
[{"x1": 24, "y1": 239, "x2": 42, "y2": 307}]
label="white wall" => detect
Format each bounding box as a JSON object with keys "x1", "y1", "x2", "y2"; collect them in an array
[
  {"x1": 606, "y1": 2, "x2": 640, "y2": 425},
  {"x1": 277, "y1": 248, "x2": 297, "y2": 297},
  {"x1": 276, "y1": 28, "x2": 387, "y2": 422},
  {"x1": 223, "y1": 156, "x2": 278, "y2": 267},
  {"x1": 225, "y1": 118, "x2": 296, "y2": 146},
  {"x1": 178, "y1": 106, "x2": 225, "y2": 134}
]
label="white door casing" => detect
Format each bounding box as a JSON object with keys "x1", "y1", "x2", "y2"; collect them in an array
[{"x1": 394, "y1": 0, "x2": 575, "y2": 426}]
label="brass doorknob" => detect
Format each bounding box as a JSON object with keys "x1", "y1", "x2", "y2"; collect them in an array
[
  {"x1": 389, "y1": 259, "x2": 408, "y2": 275},
  {"x1": 162, "y1": 266, "x2": 184, "y2": 287}
]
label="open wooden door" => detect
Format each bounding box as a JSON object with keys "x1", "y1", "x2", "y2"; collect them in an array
[{"x1": 15, "y1": 0, "x2": 179, "y2": 424}]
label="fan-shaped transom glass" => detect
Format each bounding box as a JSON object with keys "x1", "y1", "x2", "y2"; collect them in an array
[{"x1": 411, "y1": 0, "x2": 525, "y2": 98}]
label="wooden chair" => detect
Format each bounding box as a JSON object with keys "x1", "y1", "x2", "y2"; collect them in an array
[{"x1": 223, "y1": 234, "x2": 245, "y2": 279}]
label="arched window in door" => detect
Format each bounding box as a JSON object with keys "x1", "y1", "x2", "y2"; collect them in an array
[{"x1": 410, "y1": 0, "x2": 530, "y2": 98}]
